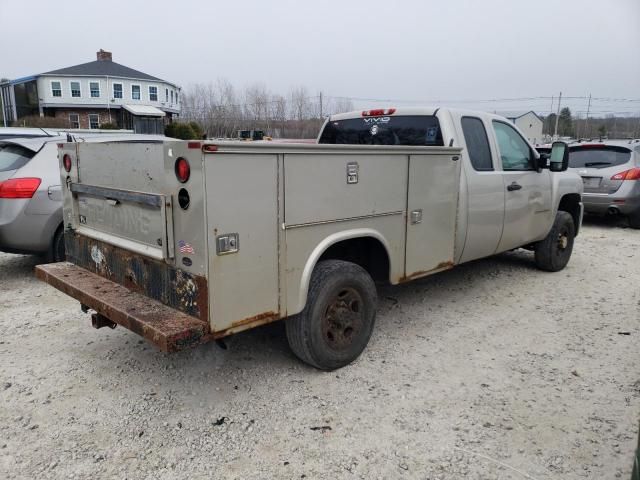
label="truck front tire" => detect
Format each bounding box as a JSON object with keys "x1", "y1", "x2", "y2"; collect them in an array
[
  {"x1": 534, "y1": 211, "x2": 575, "y2": 272},
  {"x1": 285, "y1": 260, "x2": 377, "y2": 370}
]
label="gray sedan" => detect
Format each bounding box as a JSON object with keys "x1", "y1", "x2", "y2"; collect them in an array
[
  {"x1": 0, "y1": 134, "x2": 167, "y2": 261},
  {"x1": 568, "y1": 140, "x2": 640, "y2": 228}
]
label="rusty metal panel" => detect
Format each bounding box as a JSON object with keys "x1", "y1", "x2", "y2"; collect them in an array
[
  {"x1": 204, "y1": 153, "x2": 280, "y2": 333},
  {"x1": 405, "y1": 154, "x2": 460, "y2": 277},
  {"x1": 65, "y1": 233, "x2": 208, "y2": 322},
  {"x1": 35, "y1": 262, "x2": 210, "y2": 352}
]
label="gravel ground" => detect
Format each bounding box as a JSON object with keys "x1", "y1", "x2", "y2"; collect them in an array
[{"x1": 1, "y1": 218, "x2": 639, "y2": 480}]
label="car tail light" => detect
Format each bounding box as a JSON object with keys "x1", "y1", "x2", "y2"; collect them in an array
[
  {"x1": 0, "y1": 178, "x2": 42, "y2": 199},
  {"x1": 63, "y1": 154, "x2": 72, "y2": 172},
  {"x1": 175, "y1": 157, "x2": 190, "y2": 183},
  {"x1": 611, "y1": 168, "x2": 640, "y2": 181},
  {"x1": 362, "y1": 108, "x2": 396, "y2": 117}
]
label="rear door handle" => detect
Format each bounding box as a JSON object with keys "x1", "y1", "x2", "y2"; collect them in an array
[{"x1": 507, "y1": 182, "x2": 522, "y2": 191}]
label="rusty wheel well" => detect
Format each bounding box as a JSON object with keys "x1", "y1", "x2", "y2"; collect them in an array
[
  {"x1": 318, "y1": 237, "x2": 390, "y2": 284},
  {"x1": 559, "y1": 193, "x2": 582, "y2": 236}
]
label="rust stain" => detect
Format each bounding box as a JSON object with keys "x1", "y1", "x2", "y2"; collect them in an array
[
  {"x1": 397, "y1": 260, "x2": 455, "y2": 283},
  {"x1": 212, "y1": 311, "x2": 280, "y2": 339},
  {"x1": 65, "y1": 233, "x2": 208, "y2": 322}
]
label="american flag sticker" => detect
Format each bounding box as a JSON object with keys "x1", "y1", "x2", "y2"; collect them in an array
[{"x1": 178, "y1": 240, "x2": 195, "y2": 255}]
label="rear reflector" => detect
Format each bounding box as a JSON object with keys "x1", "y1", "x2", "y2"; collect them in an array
[
  {"x1": 175, "y1": 157, "x2": 190, "y2": 183},
  {"x1": 187, "y1": 142, "x2": 202, "y2": 149},
  {"x1": 202, "y1": 144, "x2": 218, "y2": 153},
  {"x1": 0, "y1": 178, "x2": 42, "y2": 199},
  {"x1": 611, "y1": 168, "x2": 640, "y2": 181},
  {"x1": 362, "y1": 108, "x2": 396, "y2": 117}
]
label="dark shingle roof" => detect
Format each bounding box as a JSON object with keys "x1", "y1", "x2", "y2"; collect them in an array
[{"x1": 41, "y1": 60, "x2": 168, "y2": 83}]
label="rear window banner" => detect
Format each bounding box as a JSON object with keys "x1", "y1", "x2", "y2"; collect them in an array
[{"x1": 319, "y1": 115, "x2": 445, "y2": 146}]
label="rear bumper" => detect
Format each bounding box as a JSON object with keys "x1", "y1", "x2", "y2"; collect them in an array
[
  {"x1": 35, "y1": 262, "x2": 211, "y2": 352},
  {"x1": 583, "y1": 182, "x2": 640, "y2": 216}
]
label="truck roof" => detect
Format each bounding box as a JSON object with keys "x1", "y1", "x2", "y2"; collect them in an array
[{"x1": 327, "y1": 106, "x2": 514, "y2": 122}]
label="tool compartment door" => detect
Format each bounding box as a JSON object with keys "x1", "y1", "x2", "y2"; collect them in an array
[
  {"x1": 205, "y1": 153, "x2": 280, "y2": 333},
  {"x1": 69, "y1": 142, "x2": 173, "y2": 260},
  {"x1": 405, "y1": 153, "x2": 461, "y2": 277}
]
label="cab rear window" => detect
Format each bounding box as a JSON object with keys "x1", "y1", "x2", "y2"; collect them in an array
[
  {"x1": 0, "y1": 143, "x2": 36, "y2": 172},
  {"x1": 318, "y1": 115, "x2": 444, "y2": 146},
  {"x1": 569, "y1": 146, "x2": 631, "y2": 169}
]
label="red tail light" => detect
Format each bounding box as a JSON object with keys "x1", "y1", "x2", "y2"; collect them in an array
[
  {"x1": 362, "y1": 108, "x2": 396, "y2": 117},
  {"x1": 175, "y1": 157, "x2": 190, "y2": 183},
  {"x1": 611, "y1": 168, "x2": 640, "y2": 181},
  {"x1": 0, "y1": 178, "x2": 42, "y2": 199},
  {"x1": 63, "y1": 154, "x2": 72, "y2": 172}
]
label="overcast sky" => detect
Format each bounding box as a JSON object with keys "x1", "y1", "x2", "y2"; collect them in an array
[{"x1": 1, "y1": 0, "x2": 638, "y2": 116}]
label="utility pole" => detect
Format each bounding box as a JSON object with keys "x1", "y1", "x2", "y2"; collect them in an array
[
  {"x1": 553, "y1": 91, "x2": 562, "y2": 139},
  {"x1": 584, "y1": 93, "x2": 591, "y2": 138}
]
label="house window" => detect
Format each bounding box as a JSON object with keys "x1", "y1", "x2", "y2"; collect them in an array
[
  {"x1": 176, "y1": 91, "x2": 179, "y2": 104},
  {"x1": 51, "y1": 81, "x2": 62, "y2": 97},
  {"x1": 149, "y1": 86, "x2": 158, "y2": 102},
  {"x1": 171, "y1": 90, "x2": 174, "y2": 103},
  {"x1": 90, "y1": 82, "x2": 100, "y2": 98},
  {"x1": 113, "y1": 83, "x2": 123, "y2": 99},
  {"x1": 89, "y1": 114, "x2": 100, "y2": 129},
  {"x1": 131, "y1": 84, "x2": 141, "y2": 100},
  {"x1": 69, "y1": 113, "x2": 80, "y2": 129},
  {"x1": 70, "y1": 81, "x2": 81, "y2": 98},
  {"x1": 165, "y1": 88, "x2": 169, "y2": 102}
]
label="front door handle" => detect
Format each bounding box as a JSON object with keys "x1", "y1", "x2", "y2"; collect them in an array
[{"x1": 507, "y1": 182, "x2": 522, "y2": 191}]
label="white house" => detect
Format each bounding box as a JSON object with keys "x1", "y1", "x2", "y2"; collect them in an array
[
  {"x1": 1, "y1": 50, "x2": 180, "y2": 134},
  {"x1": 496, "y1": 111, "x2": 544, "y2": 145}
]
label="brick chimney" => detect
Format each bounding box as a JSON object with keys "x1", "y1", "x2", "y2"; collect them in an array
[{"x1": 96, "y1": 49, "x2": 112, "y2": 62}]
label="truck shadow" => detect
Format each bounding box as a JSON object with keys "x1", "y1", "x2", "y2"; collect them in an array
[{"x1": 138, "y1": 247, "x2": 542, "y2": 376}]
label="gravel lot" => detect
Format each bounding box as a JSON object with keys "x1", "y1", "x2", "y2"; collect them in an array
[{"x1": 1, "y1": 218, "x2": 639, "y2": 480}]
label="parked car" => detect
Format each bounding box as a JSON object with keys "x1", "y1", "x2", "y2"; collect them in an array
[
  {"x1": 0, "y1": 127, "x2": 57, "y2": 140},
  {"x1": 538, "y1": 140, "x2": 640, "y2": 228},
  {"x1": 0, "y1": 134, "x2": 168, "y2": 262}
]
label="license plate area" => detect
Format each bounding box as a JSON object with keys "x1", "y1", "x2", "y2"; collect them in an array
[{"x1": 582, "y1": 176, "x2": 601, "y2": 189}]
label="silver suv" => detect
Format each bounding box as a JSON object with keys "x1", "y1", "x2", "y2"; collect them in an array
[
  {"x1": 0, "y1": 134, "x2": 167, "y2": 261},
  {"x1": 568, "y1": 140, "x2": 640, "y2": 228}
]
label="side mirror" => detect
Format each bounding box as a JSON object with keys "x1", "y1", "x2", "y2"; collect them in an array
[{"x1": 550, "y1": 141, "x2": 569, "y2": 172}]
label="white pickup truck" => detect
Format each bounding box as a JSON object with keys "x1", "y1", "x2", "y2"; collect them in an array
[{"x1": 36, "y1": 107, "x2": 583, "y2": 370}]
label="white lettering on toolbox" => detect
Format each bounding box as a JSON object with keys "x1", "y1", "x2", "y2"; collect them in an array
[{"x1": 80, "y1": 196, "x2": 152, "y2": 237}]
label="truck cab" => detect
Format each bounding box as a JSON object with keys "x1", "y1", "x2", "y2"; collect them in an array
[{"x1": 318, "y1": 107, "x2": 583, "y2": 265}]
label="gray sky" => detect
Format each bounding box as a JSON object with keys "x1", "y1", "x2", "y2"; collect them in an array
[{"x1": 1, "y1": 0, "x2": 639, "y2": 116}]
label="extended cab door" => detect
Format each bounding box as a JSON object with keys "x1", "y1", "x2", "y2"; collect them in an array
[
  {"x1": 457, "y1": 115, "x2": 505, "y2": 263},
  {"x1": 491, "y1": 120, "x2": 552, "y2": 252}
]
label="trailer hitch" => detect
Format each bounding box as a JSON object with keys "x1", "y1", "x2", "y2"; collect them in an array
[{"x1": 91, "y1": 313, "x2": 117, "y2": 330}]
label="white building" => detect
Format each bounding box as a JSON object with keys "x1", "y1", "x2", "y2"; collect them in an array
[
  {"x1": 496, "y1": 111, "x2": 544, "y2": 145},
  {"x1": 1, "y1": 50, "x2": 180, "y2": 134}
]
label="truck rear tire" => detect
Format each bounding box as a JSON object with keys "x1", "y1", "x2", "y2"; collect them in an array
[
  {"x1": 534, "y1": 211, "x2": 575, "y2": 272},
  {"x1": 285, "y1": 260, "x2": 377, "y2": 370}
]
